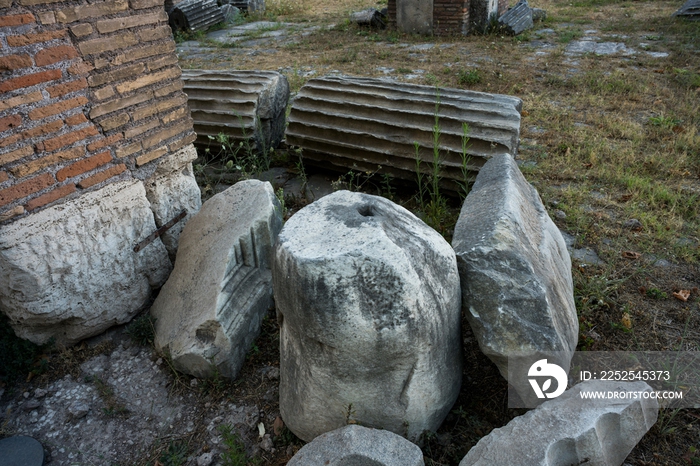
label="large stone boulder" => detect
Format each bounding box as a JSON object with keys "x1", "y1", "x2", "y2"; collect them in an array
[
  {"x1": 273, "y1": 191, "x2": 462, "y2": 443},
  {"x1": 287, "y1": 425, "x2": 424, "y2": 466},
  {"x1": 151, "y1": 179, "x2": 282, "y2": 379},
  {"x1": 451, "y1": 153, "x2": 578, "y2": 406},
  {"x1": 460, "y1": 380, "x2": 659, "y2": 465},
  {"x1": 0, "y1": 180, "x2": 171, "y2": 346}
]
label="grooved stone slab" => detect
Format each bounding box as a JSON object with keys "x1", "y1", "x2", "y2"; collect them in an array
[
  {"x1": 182, "y1": 69, "x2": 289, "y2": 152},
  {"x1": 451, "y1": 153, "x2": 578, "y2": 406},
  {"x1": 0, "y1": 180, "x2": 171, "y2": 346},
  {"x1": 287, "y1": 425, "x2": 424, "y2": 466},
  {"x1": 152, "y1": 180, "x2": 282, "y2": 379},
  {"x1": 286, "y1": 76, "x2": 522, "y2": 193},
  {"x1": 498, "y1": 0, "x2": 534, "y2": 35},
  {"x1": 459, "y1": 380, "x2": 659, "y2": 465},
  {"x1": 274, "y1": 191, "x2": 462, "y2": 443}
]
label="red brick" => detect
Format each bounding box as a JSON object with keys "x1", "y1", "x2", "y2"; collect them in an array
[
  {"x1": 46, "y1": 78, "x2": 87, "y2": 98},
  {"x1": 0, "y1": 114, "x2": 21, "y2": 132},
  {"x1": 0, "y1": 145, "x2": 33, "y2": 165},
  {"x1": 0, "y1": 172, "x2": 8, "y2": 183},
  {"x1": 68, "y1": 62, "x2": 93, "y2": 76},
  {"x1": 5, "y1": 29, "x2": 66, "y2": 46},
  {"x1": 0, "y1": 173, "x2": 53, "y2": 207},
  {"x1": 0, "y1": 69, "x2": 62, "y2": 93},
  {"x1": 22, "y1": 119, "x2": 64, "y2": 139},
  {"x1": 0, "y1": 13, "x2": 35, "y2": 27},
  {"x1": 78, "y1": 164, "x2": 125, "y2": 189},
  {"x1": 0, "y1": 134, "x2": 21, "y2": 148},
  {"x1": 56, "y1": 150, "x2": 111, "y2": 182},
  {"x1": 65, "y1": 113, "x2": 88, "y2": 126},
  {"x1": 35, "y1": 45, "x2": 79, "y2": 67},
  {"x1": 87, "y1": 133, "x2": 123, "y2": 152},
  {"x1": 26, "y1": 183, "x2": 76, "y2": 210},
  {"x1": 38, "y1": 125, "x2": 98, "y2": 152},
  {"x1": 0, "y1": 54, "x2": 33, "y2": 72},
  {"x1": 29, "y1": 96, "x2": 88, "y2": 120},
  {"x1": 10, "y1": 146, "x2": 84, "y2": 178},
  {"x1": 0, "y1": 91, "x2": 43, "y2": 112}
]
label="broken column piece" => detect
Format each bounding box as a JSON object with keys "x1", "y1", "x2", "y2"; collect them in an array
[
  {"x1": 459, "y1": 380, "x2": 659, "y2": 465},
  {"x1": 287, "y1": 425, "x2": 425, "y2": 466},
  {"x1": 273, "y1": 191, "x2": 462, "y2": 443},
  {"x1": 168, "y1": 0, "x2": 225, "y2": 33},
  {"x1": 673, "y1": 0, "x2": 700, "y2": 18},
  {"x1": 182, "y1": 70, "x2": 289, "y2": 153},
  {"x1": 452, "y1": 153, "x2": 578, "y2": 406},
  {"x1": 286, "y1": 76, "x2": 522, "y2": 192},
  {"x1": 151, "y1": 180, "x2": 283, "y2": 379},
  {"x1": 350, "y1": 8, "x2": 387, "y2": 28},
  {"x1": 498, "y1": 0, "x2": 534, "y2": 35}
]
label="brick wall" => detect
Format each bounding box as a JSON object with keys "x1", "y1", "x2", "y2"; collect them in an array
[
  {"x1": 433, "y1": 0, "x2": 469, "y2": 36},
  {"x1": 387, "y1": 0, "x2": 396, "y2": 28},
  {"x1": 0, "y1": 0, "x2": 195, "y2": 223}
]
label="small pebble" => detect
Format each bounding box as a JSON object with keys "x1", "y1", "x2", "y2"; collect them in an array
[{"x1": 623, "y1": 218, "x2": 642, "y2": 230}]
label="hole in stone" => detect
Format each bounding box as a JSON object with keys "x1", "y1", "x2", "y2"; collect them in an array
[{"x1": 358, "y1": 205, "x2": 374, "y2": 217}]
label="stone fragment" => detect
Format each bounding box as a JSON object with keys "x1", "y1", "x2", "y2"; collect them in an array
[
  {"x1": 68, "y1": 401, "x2": 90, "y2": 419},
  {"x1": 0, "y1": 436, "x2": 45, "y2": 466},
  {"x1": 152, "y1": 180, "x2": 282, "y2": 379},
  {"x1": 460, "y1": 380, "x2": 659, "y2": 465},
  {"x1": 673, "y1": 0, "x2": 700, "y2": 18},
  {"x1": 182, "y1": 69, "x2": 289, "y2": 152},
  {"x1": 168, "y1": 0, "x2": 224, "y2": 32},
  {"x1": 197, "y1": 452, "x2": 214, "y2": 466},
  {"x1": 220, "y1": 4, "x2": 241, "y2": 23},
  {"x1": 498, "y1": 0, "x2": 534, "y2": 35},
  {"x1": 452, "y1": 153, "x2": 578, "y2": 406},
  {"x1": 23, "y1": 400, "x2": 41, "y2": 411},
  {"x1": 143, "y1": 144, "x2": 202, "y2": 261},
  {"x1": 531, "y1": 7, "x2": 547, "y2": 21},
  {"x1": 286, "y1": 76, "x2": 522, "y2": 193},
  {"x1": 351, "y1": 8, "x2": 386, "y2": 28},
  {"x1": 623, "y1": 218, "x2": 643, "y2": 230},
  {"x1": 288, "y1": 425, "x2": 424, "y2": 466},
  {"x1": 274, "y1": 191, "x2": 462, "y2": 442},
  {"x1": 0, "y1": 181, "x2": 171, "y2": 346}
]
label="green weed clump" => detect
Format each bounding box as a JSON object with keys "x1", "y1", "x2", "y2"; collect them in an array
[
  {"x1": 125, "y1": 313, "x2": 156, "y2": 347},
  {"x1": 218, "y1": 424, "x2": 248, "y2": 466},
  {"x1": 457, "y1": 69, "x2": 481, "y2": 85}
]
